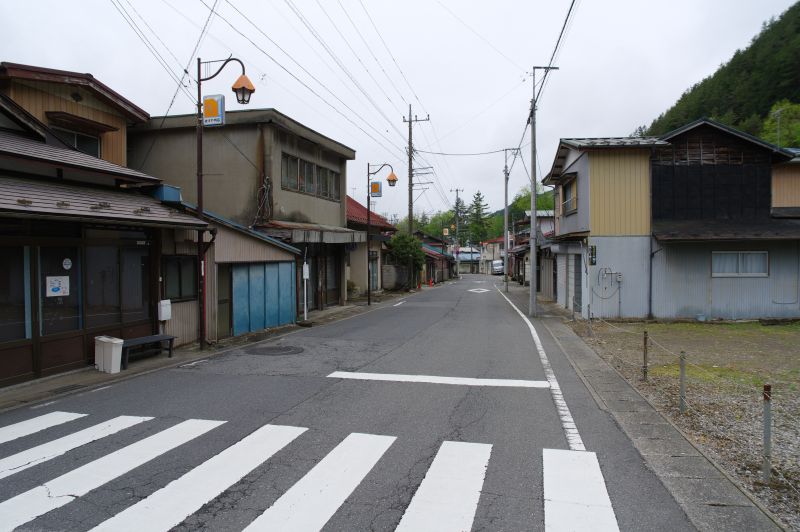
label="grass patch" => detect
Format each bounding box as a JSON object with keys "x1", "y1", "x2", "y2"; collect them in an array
[{"x1": 649, "y1": 363, "x2": 764, "y2": 387}]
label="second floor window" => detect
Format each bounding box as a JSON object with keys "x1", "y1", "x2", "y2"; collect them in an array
[
  {"x1": 53, "y1": 128, "x2": 100, "y2": 157},
  {"x1": 561, "y1": 178, "x2": 577, "y2": 214},
  {"x1": 281, "y1": 153, "x2": 341, "y2": 202}
]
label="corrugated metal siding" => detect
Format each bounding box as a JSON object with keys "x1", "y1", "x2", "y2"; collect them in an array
[
  {"x1": 540, "y1": 257, "x2": 554, "y2": 300},
  {"x1": 587, "y1": 236, "x2": 649, "y2": 318},
  {"x1": 213, "y1": 224, "x2": 296, "y2": 263},
  {"x1": 164, "y1": 300, "x2": 198, "y2": 346},
  {"x1": 556, "y1": 254, "x2": 567, "y2": 307},
  {"x1": 772, "y1": 165, "x2": 800, "y2": 207},
  {"x1": 589, "y1": 150, "x2": 651, "y2": 236},
  {"x1": 10, "y1": 80, "x2": 129, "y2": 166},
  {"x1": 652, "y1": 240, "x2": 800, "y2": 319}
]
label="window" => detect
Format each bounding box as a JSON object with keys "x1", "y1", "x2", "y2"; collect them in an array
[
  {"x1": 318, "y1": 167, "x2": 329, "y2": 198},
  {"x1": 281, "y1": 153, "x2": 299, "y2": 190},
  {"x1": 281, "y1": 154, "x2": 289, "y2": 189},
  {"x1": 711, "y1": 251, "x2": 768, "y2": 277},
  {"x1": 561, "y1": 177, "x2": 577, "y2": 214},
  {"x1": 164, "y1": 256, "x2": 197, "y2": 300},
  {"x1": 0, "y1": 247, "x2": 29, "y2": 342},
  {"x1": 288, "y1": 156, "x2": 298, "y2": 190},
  {"x1": 121, "y1": 248, "x2": 150, "y2": 322},
  {"x1": 40, "y1": 247, "x2": 81, "y2": 335},
  {"x1": 331, "y1": 171, "x2": 341, "y2": 200},
  {"x1": 304, "y1": 161, "x2": 316, "y2": 195},
  {"x1": 53, "y1": 128, "x2": 100, "y2": 157},
  {"x1": 85, "y1": 246, "x2": 120, "y2": 328}
]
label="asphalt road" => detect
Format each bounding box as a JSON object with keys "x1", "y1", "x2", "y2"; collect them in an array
[{"x1": 0, "y1": 274, "x2": 694, "y2": 531}]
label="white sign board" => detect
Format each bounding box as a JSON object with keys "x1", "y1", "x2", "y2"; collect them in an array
[
  {"x1": 302, "y1": 262, "x2": 310, "y2": 280},
  {"x1": 46, "y1": 276, "x2": 70, "y2": 297}
]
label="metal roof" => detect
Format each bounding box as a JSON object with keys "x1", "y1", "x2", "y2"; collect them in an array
[
  {"x1": 660, "y1": 117, "x2": 796, "y2": 159},
  {"x1": 653, "y1": 219, "x2": 800, "y2": 241},
  {"x1": 561, "y1": 137, "x2": 668, "y2": 149},
  {"x1": 346, "y1": 195, "x2": 395, "y2": 231},
  {"x1": 0, "y1": 176, "x2": 206, "y2": 228},
  {"x1": 0, "y1": 130, "x2": 159, "y2": 182}
]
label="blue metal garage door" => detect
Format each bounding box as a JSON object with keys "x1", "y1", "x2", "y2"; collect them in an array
[{"x1": 232, "y1": 262, "x2": 296, "y2": 336}]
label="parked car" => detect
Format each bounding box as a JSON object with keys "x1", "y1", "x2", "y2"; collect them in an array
[{"x1": 491, "y1": 259, "x2": 504, "y2": 275}]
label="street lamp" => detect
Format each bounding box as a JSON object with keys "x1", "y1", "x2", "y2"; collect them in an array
[
  {"x1": 366, "y1": 163, "x2": 397, "y2": 306},
  {"x1": 195, "y1": 56, "x2": 255, "y2": 349}
]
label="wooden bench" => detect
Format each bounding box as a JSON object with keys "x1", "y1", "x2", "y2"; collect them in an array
[{"x1": 121, "y1": 334, "x2": 176, "y2": 370}]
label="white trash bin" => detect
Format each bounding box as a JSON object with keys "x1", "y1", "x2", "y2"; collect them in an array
[
  {"x1": 103, "y1": 336, "x2": 124, "y2": 374},
  {"x1": 94, "y1": 336, "x2": 110, "y2": 372}
]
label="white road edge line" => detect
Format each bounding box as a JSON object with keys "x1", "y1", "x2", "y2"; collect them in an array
[
  {"x1": 495, "y1": 288, "x2": 585, "y2": 451},
  {"x1": 0, "y1": 411, "x2": 87, "y2": 445},
  {"x1": 543, "y1": 448, "x2": 619, "y2": 532},
  {"x1": 393, "y1": 300, "x2": 406, "y2": 306},
  {"x1": 91, "y1": 424, "x2": 307, "y2": 532},
  {"x1": 327, "y1": 371, "x2": 550, "y2": 389},
  {"x1": 244, "y1": 432, "x2": 395, "y2": 531},
  {"x1": 0, "y1": 415, "x2": 153, "y2": 481},
  {"x1": 0, "y1": 419, "x2": 225, "y2": 530},
  {"x1": 396, "y1": 441, "x2": 492, "y2": 532}
]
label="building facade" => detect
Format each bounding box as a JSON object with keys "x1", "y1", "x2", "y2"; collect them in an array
[{"x1": 544, "y1": 119, "x2": 800, "y2": 320}]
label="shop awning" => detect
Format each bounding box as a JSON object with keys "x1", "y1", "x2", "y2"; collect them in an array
[
  {"x1": 258, "y1": 220, "x2": 366, "y2": 244},
  {"x1": 0, "y1": 176, "x2": 206, "y2": 228}
]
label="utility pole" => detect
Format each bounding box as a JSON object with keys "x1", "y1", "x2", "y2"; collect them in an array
[
  {"x1": 529, "y1": 65, "x2": 558, "y2": 317},
  {"x1": 403, "y1": 104, "x2": 429, "y2": 289},
  {"x1": 451, "y1": 188, "x2": 464, "y2": 278},
  {"x1": 502, "y1": 148, "x2": 518, "y2": 293}
]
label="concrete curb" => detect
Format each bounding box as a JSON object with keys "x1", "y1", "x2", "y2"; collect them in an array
[{"x1": 539, "y1": 317, "x2": 786, "y2": 532}]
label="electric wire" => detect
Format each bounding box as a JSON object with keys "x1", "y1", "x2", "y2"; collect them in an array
[
  {"x1": 435, "y1": 0, "x2": 525, "y2": 73},
  {"x1": 197, "y1": 0, "x2": 404, "y2": 163},
  {"x1": 416, "y1": 148, "x2": 508, "y2": 157}
]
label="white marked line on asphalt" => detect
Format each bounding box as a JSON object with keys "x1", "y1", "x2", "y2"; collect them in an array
[
  {"x1": 92, "y1": 424, "x2": 307, "y2": 532},
  {"x1": 180, "y1": 359, "x2": 209, "y2": 368},
  {"x1": 0, "y1": 411, "x2": 87, "y2": 445},
  {"x1": 327, "y1": 371, "x2": 550, "y2": 389},
  {"x1": 393, "y1": 300, "x2": 406, "y2": 306},
  {"x1": 496, "y1": 288, "x2": 585, "y2": 451},
  {"x1": 0, "y1": 418, "x2": 225, "y2": 531},
  {"x1": 543, "y1": 449, "x2": 619, "y2": 532},
  {"x1": 0, "y1": 415, "x2": 153, "y2": 481},
  {"x1": 30, "y1": 401, "x2": 58, "y2": 410},
  {"x1": 90, "y1": 386, "x2": 113, "y2": 393},
  {"x1": 396, "y1": 441, "x2": 492, "y2": 532},
  {"x1": 244, "y1": 432, "x2": 396, "y2": 531}
]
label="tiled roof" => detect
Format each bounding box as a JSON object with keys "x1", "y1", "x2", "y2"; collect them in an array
[
  {"x1": 0, "y1": 130, "x2": 159, "y2": 182},
  {"x1": 0, "y1": 176, "x2": 205, "y2": 228},
  {"x1": 346, "y1": 195, "x2": 395, "y2": 230}
]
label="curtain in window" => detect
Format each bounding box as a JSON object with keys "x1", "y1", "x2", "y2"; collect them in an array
[
  {"x1": 740, "y1": 252, "x2": 767, "y2": 275},
  {"x1": 712, "y1": 252, "x2": 738, "y2": 274}
]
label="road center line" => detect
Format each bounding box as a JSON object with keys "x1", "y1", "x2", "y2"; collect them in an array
[
  {"x1": 495, "y1": 288, "x2": 586, "y2": 451},
  {"x1": 328, "y1": 371, "x2": 549, "y2": 388}
]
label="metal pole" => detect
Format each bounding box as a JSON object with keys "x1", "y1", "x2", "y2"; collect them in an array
[
  {"x1": 763, "y1": 383, "x2": 772, "y2": 483},
  {"x1": 452, "y1": 188, "x2": 463, "y2": 278},
  {"x1": 679, "y1": 351, "x2": 686, "y2": 414},
  {"x1": 504, "y1": 151, "x2": 509, "y2": 292},
  {"x1": 643, "y1": 330, "x2": 649, "y2": 381},
  {"x1": 407, "y1": 105, "x2": 414, "y2": 289},
  {"x1": 196, "y1": 57, "x2": 206, "y2": 350},
  {"x1": 529, "y1": 67, "x2": 537, "y2": 317},
  {"x1": 367, "y1": 162, "x2": 372, "y2": 306}
]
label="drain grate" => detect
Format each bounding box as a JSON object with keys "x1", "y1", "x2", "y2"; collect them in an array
[
  {"x1": 251, "y1": 345, "x2": 304, "y2": 356},
  {"x1": 50, "y1": 384, "x2": 86, "y2": 395}
]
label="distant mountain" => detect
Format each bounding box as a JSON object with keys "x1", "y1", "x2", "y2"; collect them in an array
[{"x1": 644, "y1": 2, "x2": 800, "y2": 140}]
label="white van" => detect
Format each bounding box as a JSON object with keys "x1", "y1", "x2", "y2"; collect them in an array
[{"x1": 491, "y1": 259, "x2": 504, "y2": 275}]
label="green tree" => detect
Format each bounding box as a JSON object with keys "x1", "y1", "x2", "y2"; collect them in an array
[
  {"x1": 388, "y1": 233, "x2": 425, "y2": 271},
  {"x1": 468, "y1": 191, "x2": 490, "y2": 243},
  {"x1": 761, "y1": 100, "x2": 800, "y2": 147},
  {"x1": 453, "y1": 195, "x2": 469, "y2": 245}
]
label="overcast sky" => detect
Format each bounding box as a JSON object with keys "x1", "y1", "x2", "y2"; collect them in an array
[{"x1": 2, "y1": 0, "x2": 796, "y2": 219}]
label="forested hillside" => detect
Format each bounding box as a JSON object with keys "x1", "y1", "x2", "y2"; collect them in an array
[{"x1": 644, "y1": 2, "x2": 800, "y2": 145}]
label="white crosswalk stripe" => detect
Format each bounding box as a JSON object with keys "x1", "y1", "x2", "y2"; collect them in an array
[
  {"x1": 396, "y1": 441, "x2": 492, "y2": 532},
  {"x1": 243, "y1": 432, "x2": 396, "y2": 531},
  {"x1": 0, "y1": 415, "x2": 152, "y2": 481},
  {"x1": 0, "y1": 412, "x2": 621, "y2": 531},
  {"x1": 0, "y1": 418, "x2": 225, "y2": 531},
  {"x1": 91, "y1": 424, "x2": 307, "y2": 532},
  {"x1": 0, "y1": 411, "x2": 86, "y2": 445}
]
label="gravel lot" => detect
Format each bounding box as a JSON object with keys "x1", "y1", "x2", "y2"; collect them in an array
[{"x1": 568, "y1": 319, "x2": 800, "y2": 531}]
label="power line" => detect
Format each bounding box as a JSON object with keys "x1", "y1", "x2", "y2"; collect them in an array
[
  {"x1": 199, "y1": 0, "x2": 404, "y2": 162},
  {"x1": 417, "y1": 147, "x2": 507, "y2": 157},
  {"x1": 435, "y1": 0, "x2": 525, "y2": 73},
  {"x1": 358, "y1": 0, "x2": 426, "y2": 113}
]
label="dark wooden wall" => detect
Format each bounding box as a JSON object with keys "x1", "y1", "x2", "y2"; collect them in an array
[{"x1": 652, "y1": 125, "x2": 772, "y2": 220}]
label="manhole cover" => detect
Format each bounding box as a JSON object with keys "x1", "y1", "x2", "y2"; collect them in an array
[{"x1": 252, "y1": 345, "x2": 304, "y2": 356}]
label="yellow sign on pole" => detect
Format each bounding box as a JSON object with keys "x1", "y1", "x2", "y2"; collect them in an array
[
  {"x1": 203, "y1": 94, "x2": 225, "y2": 126},
  {"x1": 370, "y1": 181, "x2": 382, "y2": 197}
]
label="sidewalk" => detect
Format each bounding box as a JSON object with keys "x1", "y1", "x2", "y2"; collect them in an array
[
  {"x1": 0, "y1": 289, "x2": 414, "y2": 413},
  {"x1": 500, "y1": 282, "x2": 784, "y2": 531}
]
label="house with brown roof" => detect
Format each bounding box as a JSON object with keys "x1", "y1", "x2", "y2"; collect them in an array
[
  {"x1": 543, "y1": 118, "x2": 800, "y2": 319},
  {"x1": 346, "y1": 195, "x2": 396, "y2": 295}
]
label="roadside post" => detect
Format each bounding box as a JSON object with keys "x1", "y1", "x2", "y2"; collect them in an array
[
  {"x1": 763, "y1": 384, "x2": 772, "y2": 483},
  {"x1": 642, "y1": 330, "x2": 649, "y2": 381},
  {"x1": 679, "y1": 351, "x2": 686, "y2": 414}
]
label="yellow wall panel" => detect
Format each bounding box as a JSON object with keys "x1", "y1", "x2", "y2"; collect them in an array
[
  {"x1": 772, "y1": 165, "x2": 800, "y2": 207},
  {"x1": 9, "y1": 81, "x2": 129, "y2": 166},
  {"x1": 589, "y1": 149, "x2": 651, "y2": 236}
]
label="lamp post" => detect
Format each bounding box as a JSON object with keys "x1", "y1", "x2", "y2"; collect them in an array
[
  {"x1": 366, "y1": 163, "x2": 398, "y2": 305},
  {"x1": 195, "y1": 56, "x2": 255, "y2": 349}
]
